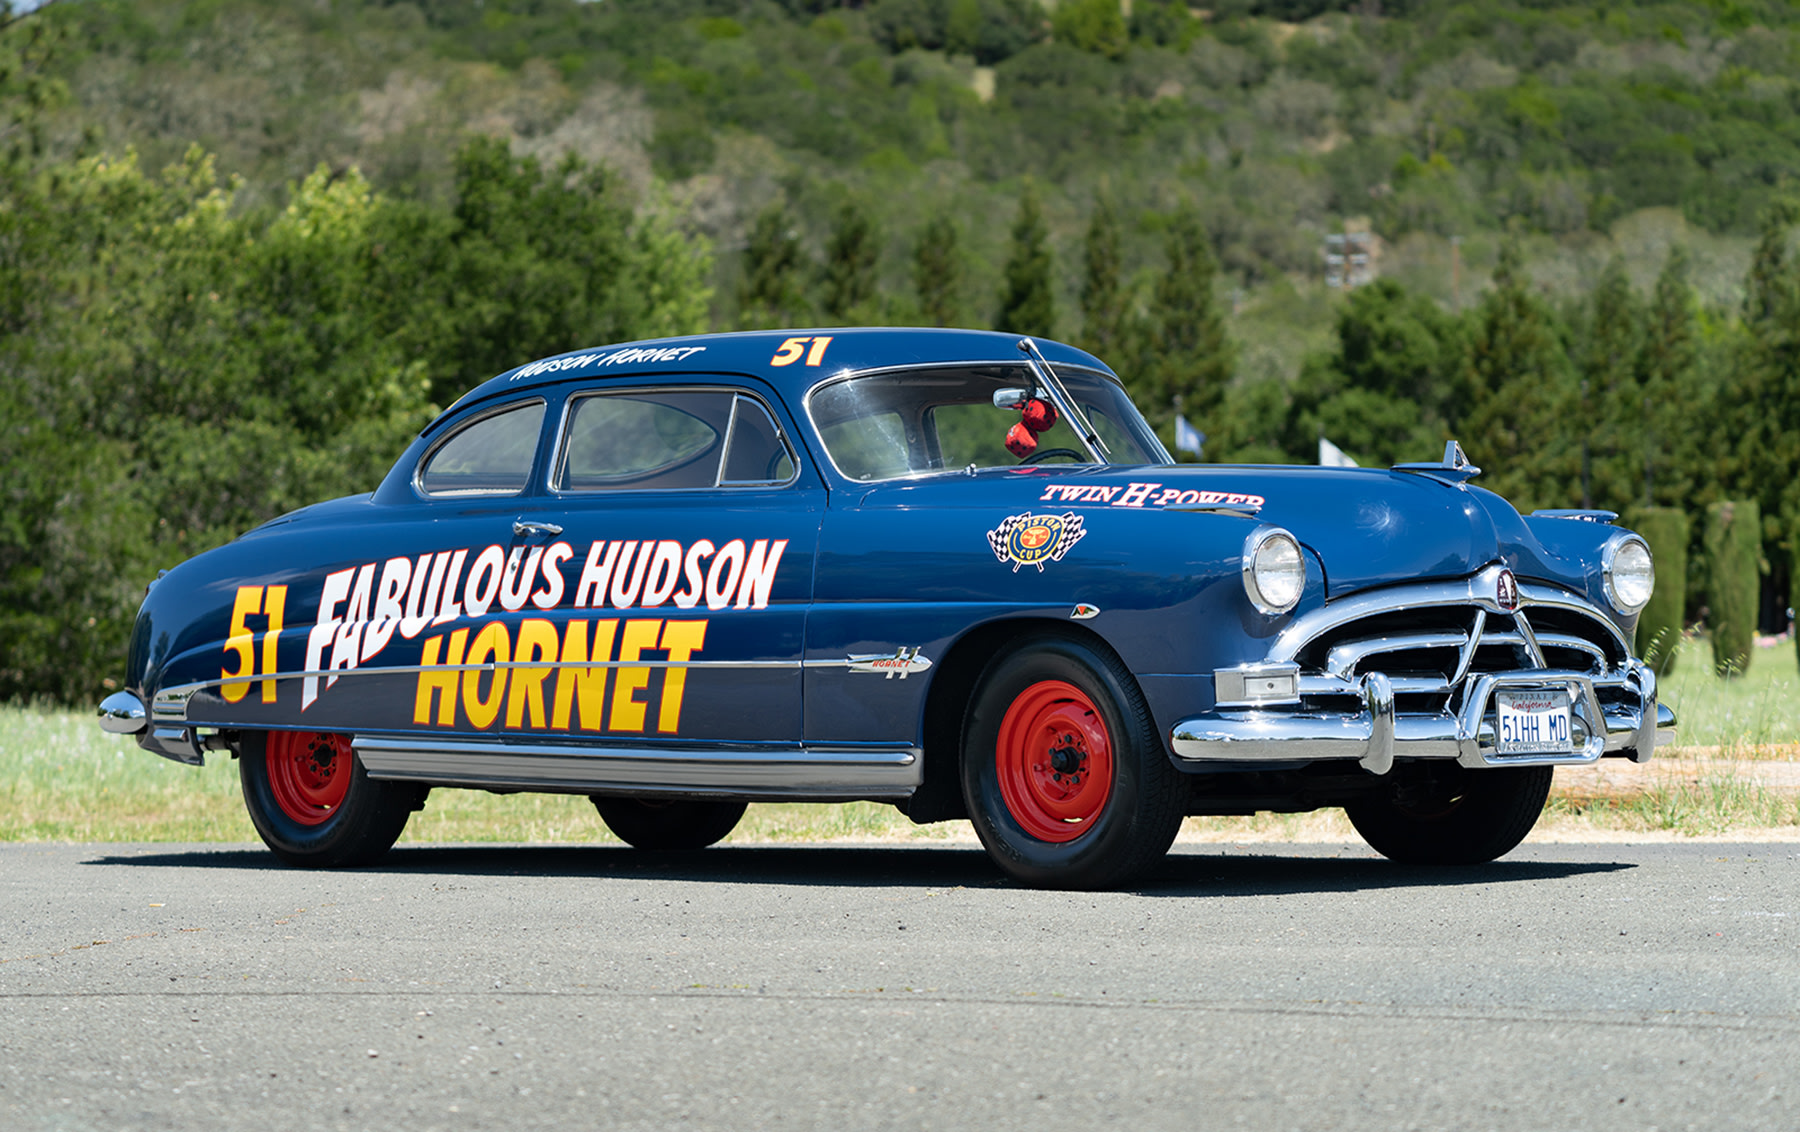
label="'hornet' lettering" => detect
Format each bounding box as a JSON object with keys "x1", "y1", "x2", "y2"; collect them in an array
[
  {"x1": 293, "y1": 536, "x2": 784, "y2": 710},
  {"x1": 412, "y1": 618, "x2": 709, "y2": 735}
]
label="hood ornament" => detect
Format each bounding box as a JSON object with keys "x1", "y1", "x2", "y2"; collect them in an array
[
  {"x1": 1394, "y1": 440, "x2": 1482, "y2": 484},
  {"x1": 1495, "y1": 568, "x2": 1520, "y2": 612}
]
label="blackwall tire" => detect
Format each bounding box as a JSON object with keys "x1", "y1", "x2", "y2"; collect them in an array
[
  {"x1": 960, "y1": 635, "x2": 1185, "y2": 890},
  {"x1": 1345, "y1": 764, "x2": 1553, "y2": 865},
  {"x1": 591, "y1": 797, "x2": 747, "y2": 850},
  {"x1": 239, "y1": 731, "x2": 417, "y2": 868}
]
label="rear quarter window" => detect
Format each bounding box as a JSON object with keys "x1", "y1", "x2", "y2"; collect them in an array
[{"x1": 418, "y1": 400, "x2": 546, "y2": 496}]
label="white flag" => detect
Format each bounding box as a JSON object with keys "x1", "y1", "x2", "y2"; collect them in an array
[
  {"x1": 1174, "y1": 415, "x2": 1205, "y2": 457},
  {"x1": 1318, "y1": 437, "x2": 1359, "y2": 467}
]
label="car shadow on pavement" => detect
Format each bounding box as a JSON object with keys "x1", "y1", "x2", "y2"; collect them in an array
[
  {"x1": 1138, "y1": 848, "x2": 1636, "y2": 897},
  {"x1": 83, "y1": 843, "x2": 1635, "y2": 894}
]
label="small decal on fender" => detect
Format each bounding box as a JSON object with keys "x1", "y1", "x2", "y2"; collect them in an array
[
  {"x1": 987, "y1": 512, "x2": 1086, "y2": 573},
  {"x1": 846, "y1": 647, "x2": 932, "y2": 679},
  {"x1": 1070, "y1": 603, "x2": 1100, "y2": 620}
]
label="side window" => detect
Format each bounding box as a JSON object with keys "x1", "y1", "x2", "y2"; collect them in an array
[
  {"x1": 560, "y1": 391, "x2": 731, "y2": 490},
  {"x1": 721, "y1": 396, "x2": 796, "y2": 484},
  {"x1": 418, "y1": 400, "x2": 545, "y2": 496}
]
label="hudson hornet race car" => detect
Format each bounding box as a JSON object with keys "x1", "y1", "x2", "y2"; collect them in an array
[{"x1": 98, "y1": 328, "x2": 1675, "y2": 889}]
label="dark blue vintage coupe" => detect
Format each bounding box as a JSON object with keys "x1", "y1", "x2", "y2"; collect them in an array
[{"x1": 98, "y1": 328, "x2": 1673, "y2": 888}]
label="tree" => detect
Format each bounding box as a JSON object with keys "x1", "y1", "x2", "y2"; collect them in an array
[
  {"x1": 1140, "y1": 203, "x2": 1233, "y2": 452},
  {"x1": 1280, "y1": 279, "x2": 1463, "y2": 466},
  {"x1": 1052, "y1": 0, "x2": 1128, "y2": 59},
  {"x1": 739, "y1": 200, "x2": 810, "y2": 330},
  {"x1": 1720, "y1": 200, "x2": 1800, "y2": 635},
  {"x1": 913, "y1": 214, "x2": 962, "y2": 328},
  {"x1": 1458, "y1": 239, "x2": 1578, "y2": 510},
  {"x1": 1704, "y1": 499, "x2": 1762, "y2": 676},
  {"x1": 1634, "y1": 245, "x2": 1703, "y2": 512},
  {"x1": 822, "y1": 196, "x2": 879, "y2": 325},
  {"x1": 995, "y1": 181, "x2": 1055, "y2": 339},
  {"x1": 1079, "y1": 189, "x2": 1128, "y2": 359},
  {"x1": 1577, "y1": 256, "x2": 1642, "y2": 511},
  {"x1": 424, "y1": 137, "x2": 710, "y2": 403}
]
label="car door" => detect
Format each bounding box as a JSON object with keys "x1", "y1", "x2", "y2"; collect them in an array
[{"x1": 508, "y1": 381, "x2": 821, "y2": 747}]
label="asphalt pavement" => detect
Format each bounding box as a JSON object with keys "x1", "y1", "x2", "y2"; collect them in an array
[{"x1": 2, "y1": 839, "x2": 1795, "y2": 1131}]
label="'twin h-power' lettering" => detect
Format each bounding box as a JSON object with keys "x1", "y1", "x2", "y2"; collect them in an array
[{"x1": 264, "y1": 537, "x2": 784, "y2": 710}]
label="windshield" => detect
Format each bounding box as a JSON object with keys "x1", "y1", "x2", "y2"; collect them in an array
[{"x1": 807, "y1": 364, "x2": 1169, "y2": 482}]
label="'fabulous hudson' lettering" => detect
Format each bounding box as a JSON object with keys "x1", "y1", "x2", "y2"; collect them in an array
[{"x1": 296, "y1": 536, "x2": 785, "y2": 710}]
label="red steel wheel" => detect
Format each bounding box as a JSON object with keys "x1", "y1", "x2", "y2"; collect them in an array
[
  {"x1": 994, "y1": 679, "x2": 1114, "y2": 843},
  {"x1": 264, "y1": 731, "x2": 354, "y2": 826},
  {"x1": 961, "y1": 635, "x2": 1186, "y2": 889}
]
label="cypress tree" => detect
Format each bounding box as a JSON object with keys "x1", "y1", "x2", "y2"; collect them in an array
[
  {"x1": 739, "y1": 200, "x2": 808, "y2": 330},
  {"x1": 1458, "y1": 239, "x2": 1578, "y2": 510},
  {"x1": 995, "y1": 182, "x2": 1055, "y2": 339},
  {"x1": 1625, "y1": 506, "x2": 1689, "y2": 675},
  {"x1": 1634, "y1": 246, "x2": 1700, "y2": 511},
  {"x1": 1704, "y1": 499, "x2": 1762, "y2": 677},
  {"x1": 1579, "y1": 256, "x2": 1641, "y2": 511},
  {"x1": 913, "y1": 214, "x2": 962, "y2": 328},
  {"x1": 1140, "y1": 203, "x2": 1233, "y2": 450},
  {"x1": 1079, "y1": 190, "x2": 1126, "y2": 358},
  {"x1": 1727, "y1": 201, "x2": 1800, "y2": 637},
  {"x1": 822, "y1": 197, "x2": 879, "y2": 325}
]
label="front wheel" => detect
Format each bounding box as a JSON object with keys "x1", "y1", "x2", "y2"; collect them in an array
[
  {"x1": 961, "y1": 636, "x2": 1185, "y2": 890},
  {"x1": 590, "y1": 797, "x2": 747, "y2": 850},
  {"x1": 1345, "y1": 764, "x2": 1552, "y2": 865},
  {"x1": 239, "y1": 731, "x2": 418, "y2": 867}
]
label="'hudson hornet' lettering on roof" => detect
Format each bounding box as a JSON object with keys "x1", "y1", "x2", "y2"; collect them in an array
[{"x1": 507, "y1": 345, "x2": 708, "y2": 381}]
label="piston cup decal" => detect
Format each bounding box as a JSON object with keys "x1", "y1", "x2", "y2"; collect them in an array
[{"x1": 988, "y1": 512, "x2": 1087, "y2": 573}]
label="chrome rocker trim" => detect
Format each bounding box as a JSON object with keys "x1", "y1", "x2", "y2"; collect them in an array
[{"x1": 352, "y1": 735, "x2": 921, "y2": 801}]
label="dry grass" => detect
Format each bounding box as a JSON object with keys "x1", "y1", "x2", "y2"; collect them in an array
[{"x1": 5, "y1": 636, "x2": 1797, "y2": 845}]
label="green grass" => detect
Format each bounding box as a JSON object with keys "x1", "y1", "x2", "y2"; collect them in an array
[
  {"x1": 0, "y1": 707, "x2": 956, "y2": 844},
  {"x1": 1657, "y1": 637, "x2": 1800, "y2": 753},
  {"x1": 1544, "y1": 768, "x2": 1800, "y2": 835},
  {"x1": 5, "y1": 636, "x2": 1796, "y2": 843}
]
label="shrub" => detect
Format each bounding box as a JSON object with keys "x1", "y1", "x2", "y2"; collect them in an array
[
  {"x1": 1703, "y1": 500, "x2": 1761, "y2": 677},
  {"x1": 1625, "y1": 506, "x2": 1689, "y2": 676}
]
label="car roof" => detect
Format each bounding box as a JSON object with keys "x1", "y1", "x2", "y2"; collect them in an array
[{"x1": 429, "y1": 327, "x2": 1117, "y2": 435}]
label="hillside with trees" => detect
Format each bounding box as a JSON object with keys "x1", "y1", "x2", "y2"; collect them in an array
[{"x1": 5, "y1": 0, "x2": 1800, "y2": 700}]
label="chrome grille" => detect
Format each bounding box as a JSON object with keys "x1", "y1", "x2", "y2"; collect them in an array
[{"x1": 1268, "y1": 571, "x2": 1633, "y2": 708}]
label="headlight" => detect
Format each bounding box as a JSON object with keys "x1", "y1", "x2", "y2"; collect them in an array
[
  {"x1": 1603, "y1": 535, "x2": 1654, "y2": 614},
  {"x1": 1243, "y1": 528, "x2": 1305, "y2": 616}
]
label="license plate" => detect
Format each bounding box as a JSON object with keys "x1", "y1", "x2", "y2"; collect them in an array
[{"x1": 1494, "y1": 689, "x2": 1574, "y2": 755}]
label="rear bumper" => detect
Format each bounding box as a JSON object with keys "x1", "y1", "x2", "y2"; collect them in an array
[{"x1": 1170, "y1": 659, "x2": 1673, "y2": 775}]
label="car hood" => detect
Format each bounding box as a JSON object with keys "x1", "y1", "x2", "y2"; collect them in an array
[{"x1": 1029, "y1": 464, "x2": 1584, "y2": 599}]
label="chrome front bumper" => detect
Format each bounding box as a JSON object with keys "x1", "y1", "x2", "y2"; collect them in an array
[{"x1": 1170, "y1": 660, "x2": 1674, "y2": 775}]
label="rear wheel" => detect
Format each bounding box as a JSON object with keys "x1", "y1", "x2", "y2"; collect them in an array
[
  {"x1": 1345, "y1": 764, "x2": 1552, "y2": 865},
  {"x1": 239, "y1": 731, "x2": 417, "y2": 867},
  {"x1": 961, "y1": 636, "x2": 1185, "y2": 890},
  {"x1": 590, "y1": 797, "x2": 747, "y2": 850}
]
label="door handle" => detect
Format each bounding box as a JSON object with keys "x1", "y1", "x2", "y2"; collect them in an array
[{"x1": 513, "y1": 519, "x2": 563, "y2": 538}]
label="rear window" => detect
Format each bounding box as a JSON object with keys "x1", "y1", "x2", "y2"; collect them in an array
[{"x1": 418, "y1": 400, "x2": 545, "y2": 496}]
